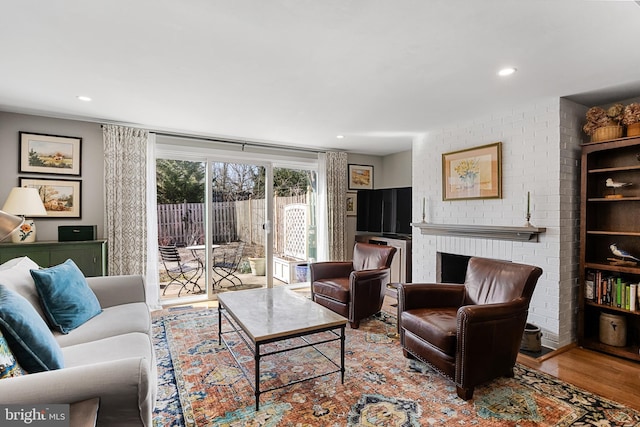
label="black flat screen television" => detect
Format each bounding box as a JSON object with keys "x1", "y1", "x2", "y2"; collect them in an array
[{"x1": 356, "y1": 187, "x2": 412, "y2": 236}]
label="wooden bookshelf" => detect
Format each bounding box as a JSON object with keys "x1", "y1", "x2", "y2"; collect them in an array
[{"x1": 578, "y1": 135, "x2": 640, "y2": 362}]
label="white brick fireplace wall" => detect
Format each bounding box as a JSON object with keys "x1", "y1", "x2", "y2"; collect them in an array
[{"x1": 411, "y1": 97, "x2": 586, "y2": 349}]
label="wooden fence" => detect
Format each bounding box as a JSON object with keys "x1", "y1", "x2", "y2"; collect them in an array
[
  {"x1": 157, "y1": 194, "x2": 308, "y2": 254},
  {"x1": 157, "y1": 202, "x2": 207, "y2": 246}
]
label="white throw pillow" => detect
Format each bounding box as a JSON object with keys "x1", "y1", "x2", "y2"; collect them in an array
[
  {"x1": 0, "y1": 257, "x2": 46, "y2": 320},
  {"x1": 0, "y1": 256, "x2": 38, "y2": 271}
]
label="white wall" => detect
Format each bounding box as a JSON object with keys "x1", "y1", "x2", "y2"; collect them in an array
[
  {"x1": 411, "y1": 97, "x2": 585, "y2": 349},
  {"x1": 380, "y1": 150, "x2": 412, "y2": 189},
  {"x1": 0, "y1": 112, "x2": 105, "y2": 241}
]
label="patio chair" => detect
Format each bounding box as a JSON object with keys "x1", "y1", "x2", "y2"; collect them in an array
[
  {"x1": 212, "y1": 242, "x2": 245, "y2": 288},
  {"x1": 159, "y1": 245, "x2": 203, "y2": 296}
]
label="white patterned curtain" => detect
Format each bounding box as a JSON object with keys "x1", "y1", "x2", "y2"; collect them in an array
[
  {"x1": 103, "y1": 125, "x2": 149, "y2": 277},
  {"x1": 324, "y1": 151, "x2": 348, "y2": 261},
  {"x1": 145, "y1": 135, "x2": 161, "y2": 309}
]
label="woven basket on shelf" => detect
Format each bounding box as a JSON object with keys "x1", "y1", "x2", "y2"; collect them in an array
[
  {"x1": 591, "y1": 125, "x2": 623, "y2": 142},
  {"x1": 627, "y1": 123, "x2": 640, "y2": 137}
]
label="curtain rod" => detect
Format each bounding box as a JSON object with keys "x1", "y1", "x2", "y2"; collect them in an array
[
  {"x1": 101, "y1": 124, "x2": 328, "y2": 154},
  {"x1": 154, "y1": 131, "x2": 325, "y2": 154}
]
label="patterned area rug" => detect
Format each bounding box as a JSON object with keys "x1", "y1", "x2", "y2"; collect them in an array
[{"x1": 152, "y1": 307, "x2": 640, "y2": 426}]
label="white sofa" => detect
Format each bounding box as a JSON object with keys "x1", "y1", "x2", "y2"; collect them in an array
[{"x1": 0, "y1": 257, "x2": 156, "y2": 427}]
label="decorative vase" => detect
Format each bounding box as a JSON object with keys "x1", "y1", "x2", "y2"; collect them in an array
[
  {"x1": 460, "y1": 174, "x2": 478, "y2": 189},
  {"x1": 295, "y1": 264, "x2": 309, "y2": 283},
  {"x1": 11, "y1": 218, "x2": 36, "y2": 243},
  {"x1": 627, "y1": 122, "x2": 640, "y2": 137},
  {"x1": 248, "y1": 257, "x2": 265, "y2": 276},
  {"x1": 591, "y1": 125, "x2": 623, "y2": 142}
]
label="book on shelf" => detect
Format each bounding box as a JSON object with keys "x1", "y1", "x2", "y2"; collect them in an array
[{"x1": 585, "y1": 269, "x2": 639, "y2": 311}]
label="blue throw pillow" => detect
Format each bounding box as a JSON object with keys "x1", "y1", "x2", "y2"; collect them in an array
[
  {"x1": 0, "y1": 285, "x2": 64, "y2": 373},
  {"x1": 30, "y1": 259, "x2": 102, "y2": 334}
]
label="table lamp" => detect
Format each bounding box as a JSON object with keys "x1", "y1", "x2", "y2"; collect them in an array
[
  {"x1": 2, "y1": 187, "x2": 47, "y2": 243},
  {"x1": 0, "y1": 210, "x2": 24, "y2": 241}
]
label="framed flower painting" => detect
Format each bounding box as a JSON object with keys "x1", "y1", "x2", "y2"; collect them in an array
[{"x1": 442, "y1": 142, "x2": 502, "y2": 201}]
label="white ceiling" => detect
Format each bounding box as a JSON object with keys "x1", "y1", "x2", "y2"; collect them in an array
[{"x1": 1, "y1": 1, "x2": 640, "y2": 156}]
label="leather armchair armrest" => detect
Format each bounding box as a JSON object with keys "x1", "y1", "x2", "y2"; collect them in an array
[
  {"x1": 348, "y1": 267, "x2": 391, "y2": 297},
  {"x1": 455, "y1": 298, "x2": 530, "y2": 387},
  {"x1": 310, "y1": 262, "x2": 353, "y2": 282},
  {"x1": 398, "y1": 283, "x2": 465, "y2": 312},
  {"x1": 348, "y1": 267, "x2": 390, "y2": 324},
  {"x1": 350, "y1": 267, "x2": 390, "y2": 284},
  {"x1": 457, "y1": 297, "x2": 529, "y2": 324}
]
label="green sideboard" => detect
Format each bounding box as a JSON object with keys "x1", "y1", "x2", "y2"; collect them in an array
[{"x1": 0, "y1": 240, "x2": 107, "y2": 277}]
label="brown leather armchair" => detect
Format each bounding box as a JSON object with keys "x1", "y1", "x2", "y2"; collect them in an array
[
  {"x1": 398, "y1": 257, "x2": 542, "y2": 400},
  {"x1": 310, "y1": 242, "x2": 397, "y2": 329}
]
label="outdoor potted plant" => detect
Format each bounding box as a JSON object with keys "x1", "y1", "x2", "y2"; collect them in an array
[
  {"x1": 248, "y1": 257, "x2": 265, "y2": 276},
  {"x1": 583, "y1": 104, "x2": 624, "y2": 142},
  {"x1": 622, "y1": 102, "x2": 640, "y2": 137}
]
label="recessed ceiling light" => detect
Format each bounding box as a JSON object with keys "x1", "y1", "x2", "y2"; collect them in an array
[
  {"x1": 77, "y1": 95, "x2": 92, "y2": 102},
  {"x1": 336, "y1": 135, "x2": 345, "y2": 139},
  {"x1": 498, "y1": 67, "x2": 517, "y2": 77}
]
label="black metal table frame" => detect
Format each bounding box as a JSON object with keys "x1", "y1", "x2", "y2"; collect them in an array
[
  {"x1": 186, "y1": 245, "x2": 224, "y2": 289},
  {"x1": 218, "y1": 304, "x2": 346, "y2": 411}
]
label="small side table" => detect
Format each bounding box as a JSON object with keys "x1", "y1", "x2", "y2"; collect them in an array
[
  {"x1": 385, "y1": 283, "x2": 400, "y2": 334},
  {"x1": 385, "y1": 282, "x2": 399, "y2": 299}
]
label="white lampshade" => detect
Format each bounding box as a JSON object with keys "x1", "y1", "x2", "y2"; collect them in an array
[
  {"x1": 0, "y1": 210, "x2": 24, "y2": 241},
  {"x1": 2, "y1": 187, "x2": 47, "y2": 216},
  {"x1": 2, "y1": 187, "x2": 47, "y2": 243}
]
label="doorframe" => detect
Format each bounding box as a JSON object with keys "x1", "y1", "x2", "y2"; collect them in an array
[
  {"x1": 204, "y1": 155, "x2": 274, "y2": 290},
  {"x1": 156, "y1": 139, "x2": 319, "y2": 302}
]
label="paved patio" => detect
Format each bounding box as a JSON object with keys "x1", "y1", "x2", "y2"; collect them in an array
[{"x1": 159, "y1": 244, "x2": 308, "y2": 302}]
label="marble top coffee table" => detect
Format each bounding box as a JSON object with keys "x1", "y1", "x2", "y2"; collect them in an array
[{"x1": 218, "y1": 287, "x2": 347, "y2": 410}]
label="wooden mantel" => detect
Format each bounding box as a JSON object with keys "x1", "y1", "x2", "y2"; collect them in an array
[{"x1": 412, "y1": 222, "x2": 546, "y2": 242}]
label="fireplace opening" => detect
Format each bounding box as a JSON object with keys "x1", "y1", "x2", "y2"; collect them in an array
[{"x1": 437, "y1": 252, "x2": 471, "y2": 284}]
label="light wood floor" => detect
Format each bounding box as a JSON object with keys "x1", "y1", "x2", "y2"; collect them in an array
[{"x1": 517, "y1": 345, "x2": 640, "y2": 411}]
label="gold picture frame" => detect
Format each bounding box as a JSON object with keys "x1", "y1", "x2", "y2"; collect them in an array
[
  {"x1": 346, "y1": 191, "x2": 357, "y2": 216},
  {"x1": 348, "y1": 164, "x2": 373, "y2": 190},
  {"x1": 442, "y1": 142, "x2": 502, "y2": 201}
]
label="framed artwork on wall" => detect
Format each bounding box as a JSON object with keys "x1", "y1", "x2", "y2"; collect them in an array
[
  {"x1": 19, "y1": 132, "x2": 82, "y2": 176},
  {"x1": 346, "y1": 191, "x2": 357, "y2": 216},
  {"x1": 348, "y1": 164, "x2": 374, "y2": 190},
  {"x1": 442, "y1": 142, "x2": 502, "y2": 201},
  {"x1": 19, "y1": 178, "x2": 82, "y2": 218}
]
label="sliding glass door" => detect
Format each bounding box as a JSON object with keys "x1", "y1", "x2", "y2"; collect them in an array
[
  {"x1": 155, "y1": 137, "x2": 319, "y2": 305},
  {"x1": 271, "y1": 166, "x2": 317, "y2": 285},
  {"x1": 156, "y1": 159, "x2": 208, "y2": 302},
  {"x1": 208, "y1": 160, "x2": 269, "y2": 291}
]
